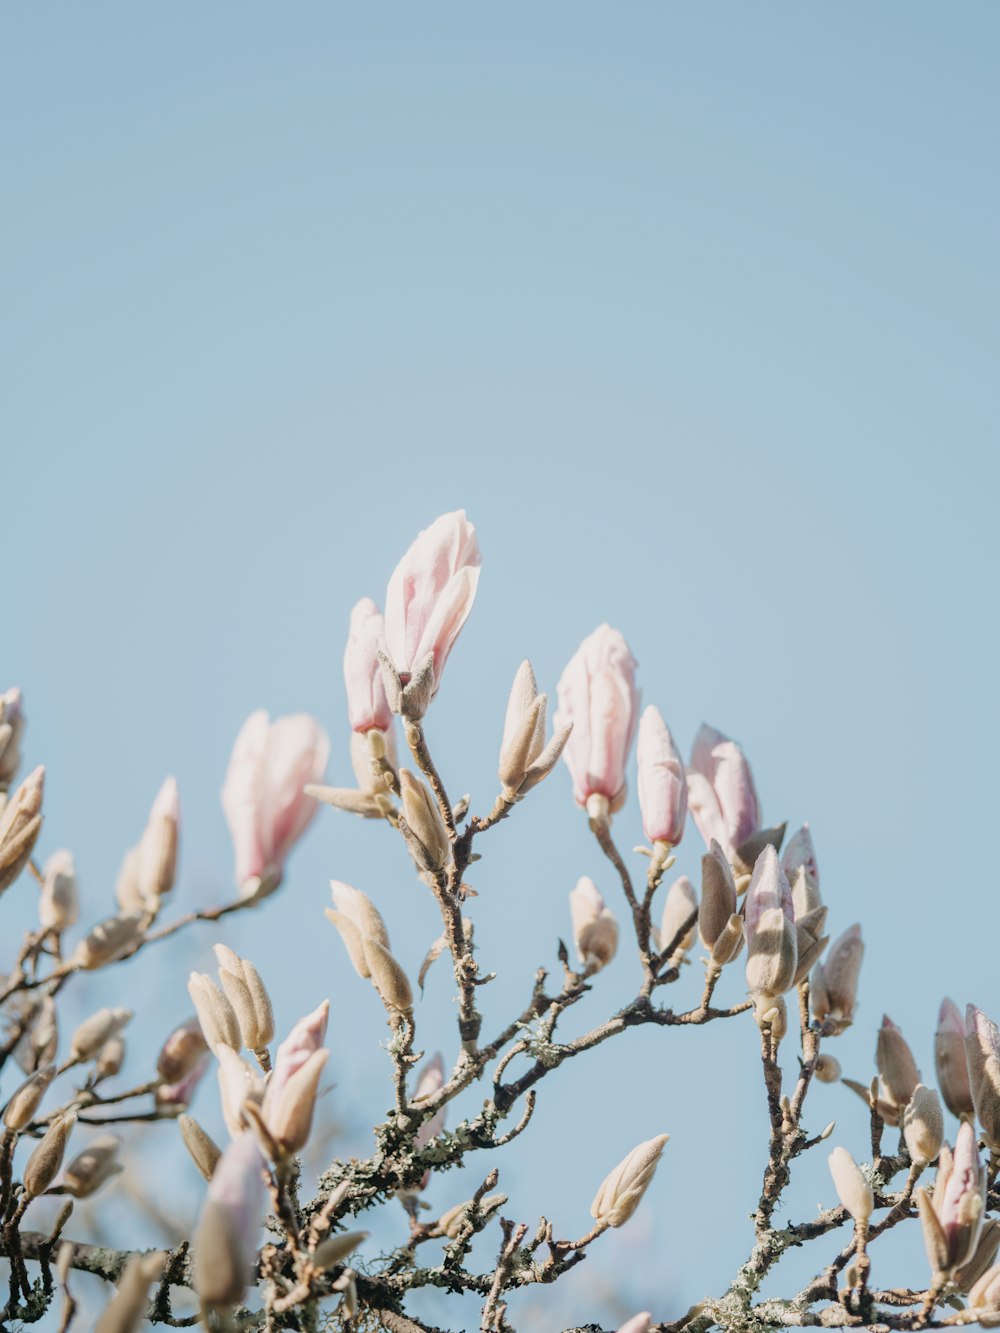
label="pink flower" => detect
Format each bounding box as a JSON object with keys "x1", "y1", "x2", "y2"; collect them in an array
[
  {"x1": 636, "y1": 706, "x2": 687, "y2": 845},
  {"x1": 933, "y1": 1121, "x2": 987, "y2": 1269},
  {"x1": 194, "y1": 1131, "x2": 266, "y2": 1306},
  {"x1": 553, "y1": 625, "x2": 639, "y2": 815},
  {"x1": 383, "y1": 511, "x2": 481, "y2": 703},
  {"x1": 262, "y1": 1000, "x2": 330, "y2": 1116},
  {"x1": 686, "y1": 724, "x2": 760, "y2": 860},
  {"x1": 744, "y1": 844, "x2": 798, "y2": 998},
  {"x1": 343, "y1": 598, "x2": 393, "y2": 734},
  {"x1": 221, "y1": 712, "x2": 330, "y2": 898}
]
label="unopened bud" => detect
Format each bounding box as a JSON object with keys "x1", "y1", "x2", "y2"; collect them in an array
[
  {"x1": 569, "y1": 877, "x2": 618, "y2": 971},
  {"x1": 71, "y1": 911, "x2": 146, "y2": 970},
  {"x1": 0, "y1": 689, "x2": 25, "y2": 792},
  {"x1": 364, "y1": 939, "x2": 413, "y2": 1015},
  {"x1": 193, "y1": 1135, "x2": 265, "y2": 1307},
  {"x1": 437, "y1": 1196, "x2": 505, "y2": 1239},
  {"x1": 699, "y1": 841, "x2": 737, "y2": 949},
  {"x1": 916, "y1": 1122, "x2": 986, "y2": 1278},
  {"x1": 782, "y1": 825, "x2": 820, "y2": 910},
  {"x1": 791, "y1": 906, "x2": 828, "y2": 987},
  {"x1": 657, "y1": 877, "x2": 697, "y2": 961},
  {"x1": 312, "y1": 1230, "x2": 369, "y2": 1270},
  {"x1": 810, "y1": 925, "x2": 863, "y2": 1034},
  {"x1": 94, "y1": 1252, "x2": 166, "y2": 1333},
  {"x1": 827, "y1": 1146, "x2": 874, "y2": 1223},
  {"x1": 214, "y1": 945, "x2": 275, "y2": 1052},
  {"x1": 217, "y1": 1047, "x2": 264, "y2": 1139},
  {"x1": 95, "y1": 1037, "x2": 126, "y2": 1081},
  {"x1": 0, "y1": 765, "x2": 45, "y2": 894},
  {"x1": 590, "y1": 1133, "x2": 669, "y2": 1228},
  {"x1": 156, "y1": 1019, "x2": 209, "y2": 1083},
  {"x1": 326, "y1": 882, "x2": 390, "y2": 978},
  {"x1": 814, "y1": 1054, "x2": 842, "y2": 1084},
  {"x1": 62, "y1": 1134, "x2": 122, "y2": 1198},
  {"x1": 179, "y1": 1115, "x2": 222, "y2": 1181},
  {"x1": 498, "y1": 662, "x2": 546, "y2": 798},
  {"x1": 70, "y1": 1008, "x2": 133, "y2": 1064},
  {"x1": 399, "y1": 769, "x2": 451, "y2": 873},
  {"x1": 965, "y1": 1006, "x2": 1000, "y2": 1153},
  {"x1": 936, "y1": 998, "x2": 975, "y2": 1120},
  {"x1": 616, "y1": 1317, "x2": 652, "y2": 1333},
  {"x1": 744, "y1": 846, "x2": 797, "y2": 997},
  {"x1": 877, "y1": 1015, "x2": 921, "y2": 1111},
  {"x1": 956, "y1": 1221, "x2": 1000, "y2": 1294},
  {"x1": 39, "y1": 850, "x2": 78, "y2": 932},
  {"x1": 2, "y1": 1065, "x2": 56, "y2": 1132},
  {"x1": 188, "y1": 973, "x2": 242, "y2": 1056},
  {"x1": 136, "y1": 777, "x2": 180, "y2": 904},
  {"x1": 15, "y1": 995, "x2": 58, "y2": 1074},
  {"x1": 904, "y1": 1085, "x2": 945, "y2": 1167},
  {"x1": 24, "y1": 1111, "x2": 76, "y2": 1198},
  {"x1": 267, "y1": 1048, "x2": 329, "y2": 1156}
]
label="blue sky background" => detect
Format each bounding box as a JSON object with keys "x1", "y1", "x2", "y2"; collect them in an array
[{"x1": 3, "y1": 5, "x2": 999, "y2": 1329}]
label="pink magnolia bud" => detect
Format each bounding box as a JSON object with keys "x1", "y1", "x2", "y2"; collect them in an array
[
  {"x1": 877, "y1": 1015, "x2": 921, "y2": 1111},
  {"x1": 782, "y1": 824, "x2": 819, "y2": 888},
  {"x1": 39, "y1": 849, "x2": 78, "y2": 932},
  {"x1": 553, "y1": 625, "x2": 639, "y2": 816},
  {"x1": 383, "y1": 510, "x2": 481, "y2": 706},
  {"x1": 0, "y1": 764, "x2": 45, "y2": 894},
  {"x1": 194, "y1": 1133, "x2": 266, "y2": 1307},
  {"x1": 221, "y1": 711, "x2": 330, "y2": 898},
  {"x1": 344, "y1": 598, "x2": 393, "y2": 734},
  {"x1": 937, "y1": 998, "x2": 974, "y2": 1120},
  {"x1": 917, "y1": 1121, "x2": 987, "y2": 1277},
  {"x1": 0, "y1": 688, "x2": 25, "y2": 791},
  {"x1": 686, "y1": 725, "x2": 760, "y2": 861},
  {"x1": 965, "y1": 1005, "x2": 1000, "y2": 1151},
  {"x1": 636, "y1": 706, "x2": 687, "y2": 846},
  {"x1": 744, "y1": 845, "x2": 797, "y2": 999},
  {"x1": 810, "y1": 924, "x2": 863, "y2": 1035},
  {"x1": 262, "y1": 1001, "x2": 330, "y2": 1118},
  {"x1": 156, "y1": 1053, "x2": 210, "y2": 1112},
  {"x1": 568, "y1": 876, "x2": 618, "y2": 972}
]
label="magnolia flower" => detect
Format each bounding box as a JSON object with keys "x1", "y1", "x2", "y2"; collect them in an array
[
  {"x1": 263, "y1": 1001, "x2": 329, "y2": 1114},
  {"x1": 686, "y1": 724, "x2": 760, "y2": 862},
  {"x1": 569, "y1": 876, "x2": 618, "y2": 971},
  {"x1": 194, "y1": 1133, "x2": 266, "y2": 1307},
  {"x1": 744, "y1": 845, "x2": 797, "y2": 999},
  {"x1": 221, "y1": 711, "x2": 329, "y2": 898},
  {"x1": 553, "y1": 625, "x2": 639, "y2": 818},
  {"x1": 876, "y1": 1015, "x2": 921, "y2": 1112},
  {"x1": 965, "y1": 1005, "x2": 1000, "y2": 1151},
  {"x1": 344, "y1": 598, "x2": 393, "y2": 734},
  {"x1": 810, "y1": 924, "x2": 863, "y2": 1034},
  {"x1": 936, "y1": 998, "x2": 974, "y2": 1120},
  {"x1": 636, "y1": 706, "x2": 687, "y2": 846},
  {"x1": 382, "y1": 510, "x2": 481, "y2": 716},
  {"x1": 917, "y1": 1121, "x2": 987, "y2": 1278}
]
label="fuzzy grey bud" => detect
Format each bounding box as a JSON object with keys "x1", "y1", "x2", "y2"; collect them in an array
[
  {"x1": 904, "y1": 1085, "x2": 945, "y2": 1167},
  {"x1": 2, "y1": 1065, "x2": 56, "y2": 1132},
  {"x1": 179, "y1": 1115, "x2": 222, "y2": 1182},
  {"x1": 399, "y1": 768, "x2": 451, "y2": 873},
  {"x1": 188, "y1": 973, "x2": 242, "y2": 1056},
  {"x1": 590, "y1": 1134, "x2": 669, "y2": 1228},
  {"x1": 699, "y1": 841, "x2": 737, "y2": 949},
  {"x1": 827, "y1": 1146, "x2": 873, "y2": 1223},
  {"x1": 62, "y1": 1134, "x2": 122, "y2": 1198},
  {"x1": 0, "y1": 765, "x2": 44, "y2": 894},
  {"x1": 24, "y1": 1111, "x2": 77, "y2": 1198},
  {"x1": 877, "y1": 1015, "x2": 921, "y2": 1111},
  {"x1": 214, "y1": 945, "x2": 275, "y2": 1052},
  {"x1": 70, "y1": 1009, "x2": 133, "y2": 1064}
]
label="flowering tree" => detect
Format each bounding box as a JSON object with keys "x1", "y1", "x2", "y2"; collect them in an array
[{"x1": 1, "y1": 508, "x2": 999, "y2": 1333}]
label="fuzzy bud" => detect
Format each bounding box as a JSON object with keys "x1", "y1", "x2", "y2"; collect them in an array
[
  {"x1": 70, "y1": 911, "x2": 146, "y2": 970},
  {"x1": 193, "y1": 1133, "x2": 265, "y2": 1307},
  {"x1": 935, "y1": 998, "x2": 974, "y2": 1120},
  {"x1": 0, "y1": 765, "x2": 45, "y2": 894},
  {"x1": 744, "y1": 846, "x2": 797, "y2": 998},
  {"x1": 590, "y1": 1133, "x2": 669, "y2": 1228},
  {"x1": 0, "y1": 689, "x2": 25, "y2": 792},
  {"x1": 364, "y1": 938, "x2": 414, "y2": 1015},
  {"x1": 23, "y1": 1111, "x2": 77, "y2": 1198},
  {"x1": 188, "y1": 973, "x2": 242, "y2": 1056},
  {"x1": 569, "y1": 877, "x2": 618, "y2": 972},
  {"x1": 814, "y1": 1054, "x2": 842, "y2": 1084},
  {"x1": 179, "y1": 1115, "x2": 222, "y2": 1181},
  {"x1": 698, "y1": 840, "x2": 737, "y2": 949},
  {"x1": 968, "y1": 1264, "x2": 1000, "y2": 1319},
  {"x1": 94, "y1": 1252, "x2": 166, "y2": 1333},
  {"x1": 136, "y1": 777, "x2": 180, "y2": 904},
  {"x1": 904, "y1": 1085, "x2": 945, "y2": 1167},
  {"x1": 312, "y1": 1231, "x2": 370, "y2": 1270},
  {"x1": 62, "y1": 1134, "x2": 122, "y2": 1198},
  {"x1": 2, "y1": 1065, "x2": 56, "y2": 1132},
  {"x1": 636, "y1": 706, "x2": 687, "y2": 846},
  {"x1": 213, "y1": 945, "x2": 275, "y2": 1052},
  {"x1": 554, "y1": 625, "x2": 639, "y2": 813},
  {"x1": 38, "y1": 850, "x2": 78, "y2": 932},
  {"x1": 958, "y1": 1222, "x2": 1000, "y2": 1295},
  {"x1": 711, "y1": 914, "x2": 745, "y2": 967},
  {"x1": 657, "y1": 876, "x2": 697, "y2": 962},
  {"x1": 95, "y1": 1037, "x2": 126, "y2": 1081},
  {"x1": 399, "y1": 769, "x2": 451, "y2": 874},
  {"x1": 157, "y1": 1019, "x2": 209, "y2": 1084},
  {"x1": 965, "y1": 1005, "x2": 1000, "y2": 1152},
  {"x1": 810, "y1": 925, "x2": 863, "y2": 1034},
  {"x1": 70, "y1": 1008, "x2": 133, "y2": 1064},
  {"x1": 916, "y1": 1121, "x2": 986, "y2": 1278},
  {"x1": 827, "y1": 1146, "x2": 874, "y2": 1223},
  {"x1": 326, "y1": 881, "x2": 391, "y2": 979},
  {"x1": 877, "y1": 1015, "x2": 921, "y2": 1111},
  {"x1": 754, "y1": 993, "x2": 788, "y2": 1045}
]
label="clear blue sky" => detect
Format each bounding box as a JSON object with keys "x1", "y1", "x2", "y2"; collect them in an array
[{"x1": 4, "y1": 5, "x2": 999, "y2": 1329}]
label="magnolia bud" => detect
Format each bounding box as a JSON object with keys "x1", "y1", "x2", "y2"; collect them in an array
[
  {"x1": 364, "y1": 939, "x2": 414, "y2": 1015},
  {"x1": 63, "y1": 1134, "x2": 122, "y2": 1198},
  {"x1": 194, "y1": 1134, "x2": 265, "y2": 1307},
  {"x1": 94, "y1": 1252, "x2": 166, "y2": 1333},
  {"x1": 217, "y1": 1047, "x2": 264, "y2": 1139},
  {"x1": 936, "y1": 998, "x2": 974, "y2": 1120},
  {"x1": 188, "y1": 973, "x2": 242, "y2": 1056},
  {"x1": 956, "y1": 1220, "x2": 1000, "y2": 1294},
  {"x1": 437, "y1": 1197, "x2": 505, "y2": 1239},
  {"x1": 744, "y1": 847, "x2": 797, "y2": 997},
  {"x1": 877, "y1": 1015, "x2": 921, "y2": 1111},
  {"x1": 179, "y1": 1115, "x2": 222, "y2": 1181},
  {"x1": 498, "y1": 662, "x2": 547, "y2": 799},
  {"x1": 811, "y1": 925, "x2": 863, "y2": 1034},
  {"x1": 136, "y1": 777, "x2": 180, "y2": 904},
  {"x1": 636, "y1": 705, "x2": 687, "y2": 846},
  {"x1": 267, "y1": 1048, "x2": 329, "y2": 1156},
  {"x1": 916, "y1": 1122, "x2": 986, "y2": 1278},
  {"x1": 2, "y1": 1065, "x2": 56, "y2": 1132},
  {"x1": 312, "y1": 1231, "x2": 370, "y2": 1270},
  {"x1": 39, "y1": 850, "x2": 78, "y2": 932},
  {"x1": 782, "y1": 825, "x2": 820, "y2": 908},
  {"x1": 156, "y1": 1053, "x2": 209, "y2": 1113},
  {"x1": 399, "y1": 770, "x2": 451, "y2": 873},
  {"x1": 95, "y1": 1037, "x2": 126, "y2": 1081},
  {"x1": 15, "y1": 995, "x2": 58, "y2": 1074},
  {"x1": 70, "y1": 1009, "x2": 133, "y2": 1064},
  {"x1": 326, "y1": 881, "x2": 391, "y2": 979},
  {"x1": 699, "y1": 841, "x2": 737, "y2": 949},
  {"x1": 791, "y1": 906, "x2": 828, "y2": 988},
  {"x1": 157, "y1": 1019, "x2": 209, "y2": 1083},
  {"x1": 904, "y1": 1085, "x2": 945, "y2": 1167},
  {"x1": 617, "y1": 1318, "x2": 653, "y2": 1333},
  {"x1": 827, "y1": 1146, "x2": 874, "y2": 1223},
  {"x1": 590, "y1": 1134, "x2": 669, "y2": 1228},
  {"x1": 24, "y1": 1111, "x2": 76, "y2": 1198},
  {"x1": 0, "y1": 765, "x2": 44, "y2": 894},
  {"x1": 71, "y1": 912, "x2": 146, "y2": 970},
  {"x1": 214, "y1": 945, "x2": 275, "y2": 1052},
  {"x1": 569, "y1": 877, "x2": 618, "y2": 971},
  {"x1": 814, "y1": 1054, "x2": 842, "y2": 1084},
  {"x1": 965, "y1": 1006, "x2": 1000, "y2": 1152},
  {"x1": 0, "y1": 689, "x2": 25, "y2": 792},
  {"x1": 657, "y1": 877, "x2": 697, "y2": 962}
]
